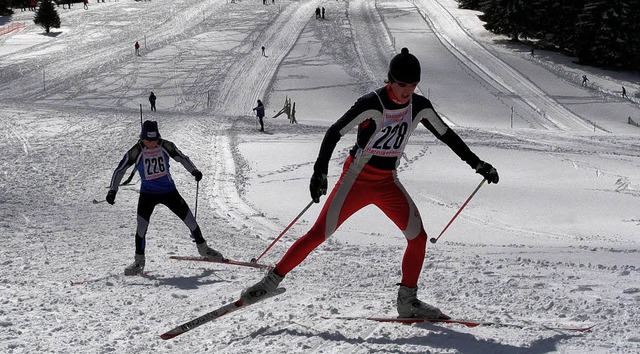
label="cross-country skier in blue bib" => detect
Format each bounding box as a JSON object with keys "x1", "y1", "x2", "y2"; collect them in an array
[{"x1": 106, "y1": 120, "x2": 224, "y2": 275}]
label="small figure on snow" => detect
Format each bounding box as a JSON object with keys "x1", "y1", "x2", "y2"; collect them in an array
[
  {"x1": 315, "y1": 7, "x2": 321, "y2": 19},
  {"x1": 261, "y1": 45, "x2": 267, "y2": 57},
  {"x1": 149, "y1": 91, "x2": 156, "y2": 111},
  {"x1": 135, "y1": 41, "x2": 140, "y2": 56},
  {"x1": 106, "y1": 120, "x2": 225, "y2": 275},
  {"x1": 581, "y1": 75, "x2": 589, "y2": 86},
  {"x1": 240, "y1": 48, "x2": 499, "y2": 319},
  {"x1": 252, "y1": 99, "x2": 266, "y2": 132},
  {"x1": 622, "y1": 86, "x2": 628, "y2": 98}
]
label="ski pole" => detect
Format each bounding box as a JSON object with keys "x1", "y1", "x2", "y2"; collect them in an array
[
  {"x1": 251, "y1": 200, "x2": 315, "y2": 263},
  {"x1": 194, "y1": 180, "x2": 199, "y2": 219},
  {"x1": 121, "y1": 168, "x2": 136, "y2": 185},
  {"x1": 429, "y1": 179, "x2": 486, "y2": 244}
]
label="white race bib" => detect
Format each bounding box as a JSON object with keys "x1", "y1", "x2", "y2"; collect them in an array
[
  {"x1": 364, "y1": 105, "x2": 413, "y2": 157},
  {"x1": 141, "y1": 147, "x2": 168, "y2": 180}
]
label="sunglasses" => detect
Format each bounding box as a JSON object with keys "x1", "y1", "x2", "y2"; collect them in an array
[
  {"x1": 396, "y1": 81, "x2": 419, "y2": 88},
  {"x1": 390, "y1": 73, "x2": 419, "y2": 88}
]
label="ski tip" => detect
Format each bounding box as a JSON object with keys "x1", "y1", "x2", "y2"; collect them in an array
[
  {"x1": 160, "y1": 332, "x2": 178, "y2": 340},
  {"x1": 544, "y1": 324, "x2": 596, "y2": 332}
]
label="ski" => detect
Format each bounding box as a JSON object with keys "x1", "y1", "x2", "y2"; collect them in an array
[
  {"x1": 104, "y1": 181, "x2": 138, "y2": 189},
  {"x1": 323, "y1": 316, "x2": 595, "y2": 332},
  {"x1": 169, "y1": 255, "x2": 273, "y2": 269},
  {"x1": 321, "y1": 316, "x2": 482, "y2": 327},
  {"x1": 160, "y1": 287, "x2": 286, "y2": 340},
  {"x1": 542, "y1": 324, "x2": 596, "y2": 332}
]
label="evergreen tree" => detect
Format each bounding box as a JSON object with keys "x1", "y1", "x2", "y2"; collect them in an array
[
  {"x1": 552, "y1": 0, "x2": 585, "y2": 52},
  {"x1": 622, "y1": 0, "x2": 640, "y2": 69},
  {"x1": 0, "y1": 0, "x2": 12, "y2": 16},
  {"x1": 576, "y1": 0, "x2": 632, "y2": 68},
  {"x1": 473, "y1": 0, "x2": 638, "y2": 69},
  {"x1": 531, "y1": 0, "x2": 584, "y2": 51},
  {"x1": 34, "y1": 0, "x2": 61, "y2": 34},
  {"x1": 457, "y1": 0, "x2": 482, "y2": 10},
  {"x1": 479, "y1": 0, "x2": 536, "y2": 41}
]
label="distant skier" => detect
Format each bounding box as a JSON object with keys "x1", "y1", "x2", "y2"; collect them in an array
[
  {"x1": 622, "y1": 86, "x2": 627, "y2": 98},
  {"x1": 252, "y1": 99, "x2": 265, "y2": 132},
  {"x1": 106, "y1": 120, "x2": 225, "y2": 275},
  {"x1": 581, "y1": 75, "x2": 589, "y2": 86},
  {"x1": 261, "y1": 46, "x2": 267, "y2": 57},
  {"x1": 240, "y1": 48, "x2": 499, "y2": 319},
  {"x1": 135, "y1": 41, "x2": 140, "y2": 56},
  {"x1": 149, "y1": 91, "x2": 156, "y2": 111}
]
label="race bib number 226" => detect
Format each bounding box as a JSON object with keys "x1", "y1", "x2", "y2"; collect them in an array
[{"x1": 142, "y1": 149, "x2": 168, "y2": 180}]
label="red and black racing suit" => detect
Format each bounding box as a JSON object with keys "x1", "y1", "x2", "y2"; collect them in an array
[{"x1": 273, "y1": 85, "x2": 481, "y2": 288}]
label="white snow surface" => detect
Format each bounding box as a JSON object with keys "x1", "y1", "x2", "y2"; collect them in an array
[{"x1": 1, "y1": 0, "x2": 639, "y2": 353}]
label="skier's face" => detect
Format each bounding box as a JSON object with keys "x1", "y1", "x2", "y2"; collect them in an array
[
  {"x1": 390, "y1": 81, "x2": 419, "y2": 104},
  {"x1": 142, "y1": 139, "x2": 158, "y2": 149}
]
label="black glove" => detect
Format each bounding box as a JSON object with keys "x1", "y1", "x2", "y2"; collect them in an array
[
  {"x1": 106, "y1": 190, "x2": 117, "y2": 205},
  {"x1": 476, "y1": 161, "x2": 499, "y2": 184},
  {"x1": 192, "y1": 169, "x2": 203, "y2": 182},
  {"x1": 309, "y1": 173, "x2": 327, "y2": 203}
]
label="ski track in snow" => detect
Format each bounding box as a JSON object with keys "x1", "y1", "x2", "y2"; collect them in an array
[
  {"x1": 1, "y1": 0, "x2": 639, "y2": 353},
  {"x1": 411, "y1": 0, "x2": 594, "y2": 132}
]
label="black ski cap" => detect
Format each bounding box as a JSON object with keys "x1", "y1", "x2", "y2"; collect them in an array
[
  {"x1": 141, "y1": 120, "x2": 160, "y2": 141},
  {"x1": 388, "y1": 47, "x2": 421, "y2": 84}
]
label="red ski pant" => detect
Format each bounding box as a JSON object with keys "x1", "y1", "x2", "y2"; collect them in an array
[{"x1": 275, "y1": 156, "x2": 428, "y2": 288}]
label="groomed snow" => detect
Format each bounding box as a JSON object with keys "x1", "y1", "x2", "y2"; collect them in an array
[{"x1": 1, "y1": 0, "x2": 639, "y2": 353}]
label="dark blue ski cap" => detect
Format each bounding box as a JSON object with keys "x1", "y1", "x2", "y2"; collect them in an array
[{"x1": 141, "y1": 120, "x2": 160, "y2": 141}]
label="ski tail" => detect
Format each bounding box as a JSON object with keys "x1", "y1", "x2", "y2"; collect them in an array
[
  {"x1": 160, "y1": 300, "x2": 241, "y2": 340},
  {"x1": 160, "y1": 287, "x2": 286, "y2": 340},
  {"x1": 169, "y1": 255, "x2": 273, "y2": 269}
]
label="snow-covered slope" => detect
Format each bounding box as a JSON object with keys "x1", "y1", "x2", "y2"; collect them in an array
[{"x1": 1, "y1": 0, "x2": 639, "y2": 353}]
